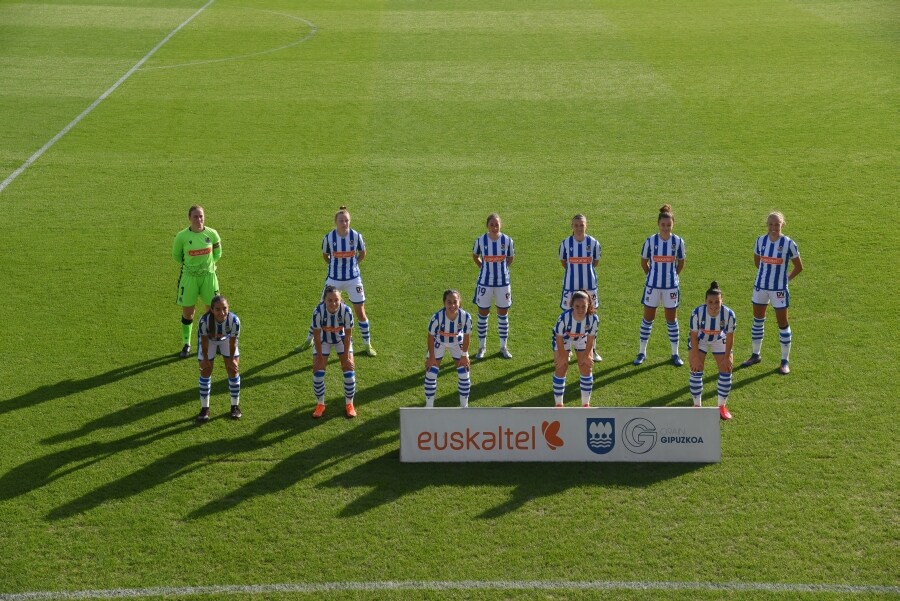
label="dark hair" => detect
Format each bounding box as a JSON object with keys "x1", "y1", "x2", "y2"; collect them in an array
[
  {"x1": 570, "y1": 289, "x2": 596, "y2": 315},
  {"x1": 443, "y1": 289, "x2": 461, "y2": 302},
  {"x1": 210, "y1": 294, "x2": 228, "y2": 310},
  {"x1": 188, "y1": 204, "x2": 204, "y2": 218},
  {"x1": 658, "y1": 203, "x2": 674, "y2": 223},
  {"x1": 706, "y1": 281, "x2": 723, "y2": 297},
  {"x1": 486, "y1": 213, "x2": 501, "y2": 226},
  {"x1": 322, "y1": 285, "x2": 341, "y2": 301},
  {"x1": 572, "y1": 214, "x2": 587, "y2": 223}
]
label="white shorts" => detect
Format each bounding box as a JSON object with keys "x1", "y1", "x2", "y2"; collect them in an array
[
  {"x1": 561, "y1": 288, "x2": 599, "y2": 311},
  {"x1": 198, "y1": 338, "x2": 239, "y2": 361},
  {"x1": 688, "y1": 337, "x2": 727, "y2": 355},
  {"x1": 752, "y1": 288, "x2": 789, "y2": 309},
  {"x1": 473, "y1": 284, "x2": 512, "y2": 309},
  {"x1": 642, "y1": 286, "x2": 680, "y2": 309},
  {"x1": 428, "y1": 339, "x2": 465, "y2": 361},
  {"x1": 324, "y1": 276, "x2": 365, "y2": 304},
  {"x1": 556, "y1": 335, "x2": 592, "y2": 353},
  {"x1": 313, "y1": 340, "x2": 352, "y2": 356}
]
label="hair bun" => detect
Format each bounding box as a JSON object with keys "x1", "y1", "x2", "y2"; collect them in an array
[
  {"x1": 710, "y1": 280, "x2": 719, "y2": 289},
  {"x1": 659, "y1": 203, "x2": 672, "y2": 213},
  {"x1": 338, "y1": 205, "x2": 348, "y2": 211}
]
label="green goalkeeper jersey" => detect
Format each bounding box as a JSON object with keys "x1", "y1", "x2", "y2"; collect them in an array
[{"x1": 173, "y1": 227, "x2": 221, "y2": 277}]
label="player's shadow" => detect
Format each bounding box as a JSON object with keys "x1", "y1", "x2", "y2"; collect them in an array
[
  {"x1": 42, "y1": 350, "x2": 301, "y2": 444},
  {"x1": 3, "y1": 352, "x2": 306, "y2": 505},
  {"x1": 0, "y1": 354, "x2": 180, "y2": 418},
  {"x1": 639, "y1": 368, "x2": 778, "y2": 407},
  {"x1": 321, "y1": 449, "x2": 701, "y2": 519},
  {"x1": 430, "y1": 358, "x2": 553, "y2": 408}
]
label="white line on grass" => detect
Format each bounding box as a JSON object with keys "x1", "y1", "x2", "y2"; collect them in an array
[
  {"x1": 0, "y1": 0, "x2": 216, "y2": 195},
  {"x1": 2, "y1": 579, "x2": 897, "y2": 600},
  {"x1": 139, "y1": 10, "x2": 317, "y2": 71}
]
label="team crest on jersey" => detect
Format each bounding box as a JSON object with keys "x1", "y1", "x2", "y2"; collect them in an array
[
  {"x1": 205, "y1": 237, "x2": 211, "y2": 244},
  {"x1": 586, "y1": 418, "x2": 615, "y2": 455}
]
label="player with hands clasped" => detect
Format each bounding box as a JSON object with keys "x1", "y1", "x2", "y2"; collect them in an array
[
  {"x1": 196, "y1": 295, "x2": 241, "y2": 423},
  {"x1": 424, "y1": 290, "x2": 473, "y2": 408},
  {"x1": 310, "y1": 286, "x2": 358, "y2": 419},
  {"x1": 173, "y1": 205, "x2": 222, "y2": 359},
  {"x1": 472, "y1": 213, "x2": 515, "y2": 359},
  {"x1": 552, "y1": 290, "x2": 599, "y2": 407},
  {"x1": 688, "y1": 281, "x2": 736, "y2": 420},
  {"x1": 559, "y1": 214, "x2": 602, "y2": 362},
  {"x1": 298, "y1": 206, "x2": 376, "y2": 357},
  {"x1": 742, "y1": 211, "x2": 803, "y2": 375},
  {"x1": 634, "y1": 204, "x2": 686, "y2": 367}
]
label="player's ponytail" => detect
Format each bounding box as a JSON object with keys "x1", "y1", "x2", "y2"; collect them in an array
[
  {"x1": 658, "y1": 204, "x2": 674, "y2": 222},
  {"x1": 706, "y1": 281, "x2": 722, "y2": 298},
  {"x1": 571, "y1": 290, "x2": 596, "y2": 315},
  {"x1": 335, "y1": 206, "x2": 350, "y2": 221}
]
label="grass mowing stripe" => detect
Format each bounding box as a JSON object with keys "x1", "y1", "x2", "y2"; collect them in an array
[
  {"x1": 2, "y1": 579, "x2": 898, "y2": 600},
  {"x1": 0, "y1": 0, "x2": 215, "y2": 195}
]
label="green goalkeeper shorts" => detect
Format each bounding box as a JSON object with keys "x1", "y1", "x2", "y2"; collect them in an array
[{"x1": 177, "y1": 271, "x2": 219, "y2": 307}]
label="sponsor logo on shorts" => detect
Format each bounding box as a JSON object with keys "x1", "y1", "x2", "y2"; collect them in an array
[
  {"x1": 586, "y1": 418, "x2": 614, "y2": 455},
  {"x1": 776, "y1": 291, "x2": 785, "y2": 298}
]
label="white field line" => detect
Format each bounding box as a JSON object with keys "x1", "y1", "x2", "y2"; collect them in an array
[
  {"x1": 1, "y1": 579, "x2": 898, "y2": 600},
  {"x1": 0, "y1": 0, "x2": 216, "y2": 195},
  {"x1": 139, "y1": 10, "x2": 317, "y2": 71}
]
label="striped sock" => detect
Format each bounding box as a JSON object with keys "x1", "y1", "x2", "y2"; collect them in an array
[
  {"x1": 424, "y1": 366, "x2": 439, "y2": 407},
  {"x1": 313, "y1": 370, "x2": 326, "y2": 403},
  {"x1": 497, "y1": 314, "x2": 509, "y2": 348},
  {"x1": 477, "y1": 314, "x2": 488, "y2": 349},
  {"x1": 779, "y1": 326, "x2": 792, "y2": 361},
  {"x1": 717, "y1": 372, "x2": 732, "y2": 406},
  {"x1": 552, "y1": 375, "x2": 566, "y2": 405},
  {"x1": 228, "y1": 375, "x2": 240, "y2": 404},
  {"x1": 690, "y1": 371, "x2": 703, "y2": 406},
  {"x1": 667, "y1": 320, "x2": 680, "y2": 355},
  {"x1": 579, "y1": 374, "x2": 593, "y2": 406},
  {"x1": 343, "y1": 370, "x2": 356, "y2": 403},
  {"x1": 199, "y1": 376, "x2": 211, "y2": 408},
  {"x1": 638, "y1": 318, "x2": 653, "y2": 354},
  {"x1": 457, "y1": 367, "x2": 471, "y2": 407},
  {"x1": 359, "y1": 321, "x2": 371, "y2": 345},
  {"x1": 751, "y1": 318, "x2": 765, "y2": 355}
]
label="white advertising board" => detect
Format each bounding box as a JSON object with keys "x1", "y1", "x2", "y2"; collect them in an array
[{"x1": 400, "y1": 407, "x2": 720, "y2": 463}]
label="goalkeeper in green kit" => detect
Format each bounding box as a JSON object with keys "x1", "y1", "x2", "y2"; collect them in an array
[{"x1": 173, "y1": 205, "x2": 222, "y2": 358}]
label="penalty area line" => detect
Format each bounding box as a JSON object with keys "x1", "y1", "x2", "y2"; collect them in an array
[
  {"x1": 1, "y1": 579, "x2": 898, "y2": 600},
  {"x1": 0, "y1": 0, "x2": 216, "y2": 195}
]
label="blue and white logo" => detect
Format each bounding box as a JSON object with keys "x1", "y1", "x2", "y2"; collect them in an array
[
  {"x1": 586, "y1": 418, "x2": 614, "y2": 454},
  {"x1": 622, "y1": 418, "x2": 657, "y2": 454}
]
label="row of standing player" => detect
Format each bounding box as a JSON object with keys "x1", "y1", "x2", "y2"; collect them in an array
[{"x1": 172, "y1": 204, "x2": 802, "y2": 422}]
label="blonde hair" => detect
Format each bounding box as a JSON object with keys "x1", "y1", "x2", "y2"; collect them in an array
[
  {"x1": 335, "y1": 206, "x2": 350, "y2": 221},
  {"x1": 767, "y1": 211, "x2": 785, "y2": 226}
]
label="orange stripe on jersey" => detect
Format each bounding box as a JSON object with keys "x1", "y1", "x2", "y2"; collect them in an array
[
  {"x1": 322, "y1": 326, "x2": 343, "y2": 333},
  {"x1": 701, "y1": 329, "x2": 721, "y2": 336},
  {"x1": 568, "y1": 257, "x2": 593, "y2": 264},
  {"x1": 483, "y1": 256, "x2": 506, "y2": 263},
  {"x1": 332, "y1": 251, "x2": 355, "y2": 259},
  {"x1": 760, "y1": 256, "x2": 784, "y2": 265},
  {"x1": 438, "y1": 331, "x2": 461, "y2": 338},
  {"x1": 652, "y1": 255, "x2": 675, "y2": 263},
  {"x1": 188, "y1": 247, "x2": 212, "y2": 256}
]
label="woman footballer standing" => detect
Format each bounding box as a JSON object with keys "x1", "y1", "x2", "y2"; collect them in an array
[
  {"x1": 173, "y1": 205, "x2": 221, "y2": 358},
  {"x1": 559, "y1": 214, "x2": 602, "y2": 362},
  {"x1": 472, "y1": 213, "x2": 515, "y2": 359}
]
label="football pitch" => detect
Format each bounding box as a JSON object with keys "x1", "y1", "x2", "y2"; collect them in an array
[{"x1": 1, "y1": 0, "x2": 897, "y2": 599}]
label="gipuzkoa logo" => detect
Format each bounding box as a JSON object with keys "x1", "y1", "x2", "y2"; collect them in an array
[
  {"x1": 586, "y1": 418, "x2": 614, "y2": 454},
  {"x1": 541, "y1": 420, "x2": 564, "y2": 450},
  {"x1": 622, "y1": 418, "x2": 657, "y2": 454}
]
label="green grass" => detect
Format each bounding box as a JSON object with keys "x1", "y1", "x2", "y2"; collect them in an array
[{"x1": 0, "y1": 0, "x2": 897, "y2": 598}]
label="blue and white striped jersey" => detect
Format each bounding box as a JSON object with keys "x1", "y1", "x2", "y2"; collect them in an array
[
  {"x1": 641, "y1": 233, "x2": 685, "y2": 289},
  {"x1": 312, "y1": 301, "x2": 354, "y2": 345},
  {"x1": 690, "y1": 304, "x2": 736, "y2": 343},
  {"x1": 473, "y1": 233, "x2": 515, "y2": 287},
  {"x1": 322, "y1": 228, "x2": 366, "y2": 281},
  {"x1": 559, "y1": 235, "x2": 601, "y2": 291},
  {"x1": 198, "y1": 311, "x2": 241, "y2": 341},
  {"x1": 553, "y1": 310, "x2": 599, "y2": 343},
  {"x1": 754, "y1": 235, "x2": 799, "y2": 291},
  {"x1": 428, "y1": 308, "x2": 472, "y2": 345}
]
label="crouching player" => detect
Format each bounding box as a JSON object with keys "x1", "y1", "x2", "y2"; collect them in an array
[
  {"x1": 552, "y1": 290, "x2": 599, "y2": 407},
  {"x1": 311, "y1": 286, "x2": 357, "y2": 419},
  {"x1": 688, "y1": 281, "x2": 736, "y2": 420},
  {"x1": 196, "y1": 295, "x2": 241, "y2": 423},
  {"x1": 424, "y1": 290, "x2": 473, "y2": 408}
]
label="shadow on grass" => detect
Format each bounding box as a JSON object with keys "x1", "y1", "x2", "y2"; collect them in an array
[
  {"x1": 0, "y1": 354, "x2": 180, "y2": 417},
  {"x1": 639, "y1": 366, "x2": 780, "y2": 407},
  {"x1": 42, "y1": 350, "x2": 300, "y2": 444}
]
